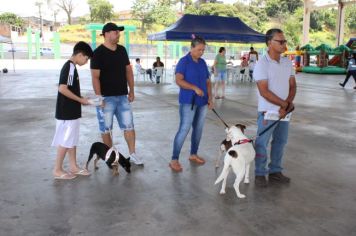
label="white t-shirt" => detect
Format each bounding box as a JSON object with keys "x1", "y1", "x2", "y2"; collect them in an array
[
  {"x1": 135, "y1": 63, "x2": 144, "y2": 73},
  {"x1": 253, "y1": 53, "x2": 295, "y2": 112}
]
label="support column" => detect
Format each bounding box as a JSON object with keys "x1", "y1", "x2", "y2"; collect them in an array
[
  {"x1": 335, "y1": 1, "x2": 345, "y2": 46},
  {"x1": 124, "y1": 31, "x2": 130, "y2": 56},
  {"x1": 27, "y1": 27, "x2": 32, "y2": 59},
  {"x1": 0, "y1": 43, "x2": 3, "y2": 59},
  {"x1": 53, "y1": 32, "x2": 61, "y2": 59},
  {"x1": 302, "y1": 0, "x2": 311, "y2": 45},
  {"x1": 157, "y1": 41, "x2": 163, "y2": 58},
  {"x1": 91, "y1": 30, "x2": 96, "y2": 49},
  {"x1": 35, "y1": 31, "x2": 40, "y2": 59}
]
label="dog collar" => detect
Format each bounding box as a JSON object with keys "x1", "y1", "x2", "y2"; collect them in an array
[
  {"x1": 105, "y1": 147, "x2": 120, "y2": 163},
  {"x1": 234, "y1": 139, "x2": 253, "y2": 145}
]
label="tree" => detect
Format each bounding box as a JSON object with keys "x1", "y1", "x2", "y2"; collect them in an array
[
  {"x1": 185, "y1": 3, "x2": 237, "y2": 17},
  {"x1": 282, "y1": 8, "x2": 303, "y2": 48},
  {"x1": 0, "y1": 12, "x2": 25, "y2": 28},
  {"x1": 56, "y1": 0, "x2": 75, "y2": 25},
  {"x1": 265, "y1": 0, "x2": 302, "y2": 18},
  {"x1": 131, "y1": 0, "x2": 155, "y2": 32},
  {"x1": 88, "y1": 0, "x2": 114, "y2": 23},
  {"x1": 233, "y1": 3, "x2": 267, "y2": 32},
  {"x1": 345, "y1": 4, "x2": 356, "y2": 34},
  {"x1": 151, "y1": 3, "x2": 177, "y2": 26}
]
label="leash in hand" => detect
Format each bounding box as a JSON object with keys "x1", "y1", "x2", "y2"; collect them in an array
[{"x1": 256, "y1": 106, "x2": 295, "y2": 138}]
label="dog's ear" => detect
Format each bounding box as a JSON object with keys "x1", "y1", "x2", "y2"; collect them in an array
[{"x1": 235, "y1": 124, "x2": 246, "y2": 133}]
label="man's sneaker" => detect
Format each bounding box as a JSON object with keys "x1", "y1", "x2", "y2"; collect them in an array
[
  {"x1": 255, "y1": 176, "x2": 268, "y2": 187},
  {"x1": 339, "y1": 83, "x2": 345, "y2": 88},
  {"x1": 130, "y1": 153, "x2": 144, "y2": 165},
  {"x1": 269, "y1": 172, "x2": 290, "y2": 183}
]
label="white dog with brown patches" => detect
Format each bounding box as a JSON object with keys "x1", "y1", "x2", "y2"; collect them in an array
[{"x1": 214, "y1": 124, "x2": 255, "y2": 198}]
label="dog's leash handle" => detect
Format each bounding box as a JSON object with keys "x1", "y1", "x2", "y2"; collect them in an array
[{"x1": 257, "y1": 107, "x2": 295, "y2": 137}]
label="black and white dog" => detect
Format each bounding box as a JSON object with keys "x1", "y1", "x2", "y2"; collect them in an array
[
  {"x1": 215, "y1": 124, "x2": 255, "y2": 198},
  {"x1": 85, "y1": 142, "x2": 131, "y2": 176},
  {"x1": 215, "y1": 124, "x2": 246, "y2": 168}
]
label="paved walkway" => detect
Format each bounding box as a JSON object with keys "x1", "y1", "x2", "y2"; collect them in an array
[{"x1": 0, "y1": 60, "x2": 355, "y2": 236}]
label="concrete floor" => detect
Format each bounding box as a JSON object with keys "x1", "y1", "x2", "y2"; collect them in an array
[{"x1": 0, "y1": 61, "x2": 356, "y2": 236}]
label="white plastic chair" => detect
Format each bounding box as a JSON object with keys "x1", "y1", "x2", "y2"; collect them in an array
[
  {"x1": 238, "y1": 66, "x2": 250, "y2": 81},
  {"x1": 154, "y1": 67, "x2": 164, "y2": 83},
  {"x1": 134, "y1": 68, "x2": 147, "y2": 82}
]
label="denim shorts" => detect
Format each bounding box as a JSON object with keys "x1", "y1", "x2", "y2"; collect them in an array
[
  {"x1": 214, "y1": 70, "x2": 227, "y2": 81},
  {"x1": 96, "y1": 95, "x2": 134, "y2": 133}
]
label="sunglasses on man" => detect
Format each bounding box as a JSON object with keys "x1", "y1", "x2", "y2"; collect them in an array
[{"x1": 272, "y1": 39, "x2": 288, "y2": 45}]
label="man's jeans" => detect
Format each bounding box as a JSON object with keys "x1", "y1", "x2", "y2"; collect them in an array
[
  {"x1": 255, "y1": 112, "x2": 289, "y2": 176},
  {"x1": 172, "y1": 104, "x2": 208, "y2": 160}
]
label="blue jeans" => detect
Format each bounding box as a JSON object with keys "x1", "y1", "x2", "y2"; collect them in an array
[
  {"x1": 172, "y1": 104, "x2": 208, "y2": 160},
  {"x1": 96, "y1": 95, "x2": 134, "y2": 133},
  {"x1": 254, "y1": 112, "x2": 289, "y2": 176}
]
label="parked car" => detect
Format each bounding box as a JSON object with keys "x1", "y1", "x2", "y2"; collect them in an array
[{"x1": 40, "y1": 47, "x2": 54, "y2": 56}]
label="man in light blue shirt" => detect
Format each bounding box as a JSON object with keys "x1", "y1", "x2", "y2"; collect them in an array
[{"x1": 253, "y1": 28, "x2": 297, "y2": 187}]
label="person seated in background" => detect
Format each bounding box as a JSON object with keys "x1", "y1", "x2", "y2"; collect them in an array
[
  {"x1": 240, "y1": 56, "x2": 249, "y2": 74},
  {"x1": 153, "y1": 56, "x2": 164, "y2": 84},
  {"x1": 135, "y1": 58, "x2": 153, "y2": 82},
  {"x1": 248, "y1": 47, "x2": 259, "y2": 81}
]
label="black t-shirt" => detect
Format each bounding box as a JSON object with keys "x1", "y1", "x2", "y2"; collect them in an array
[
  {"x1": 55, "y1": 60, "x2": 81, "y2": 120},
  {"x1": 153, "y1": 61, "x2": 164, "y2": 68},
  {"x1": 90, "y1": 44, "x2": 130, "y2": 96}
]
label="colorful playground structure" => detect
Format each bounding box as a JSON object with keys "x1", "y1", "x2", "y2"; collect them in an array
[{"x1": 284, "y1": 38, "x2": 355, "y2": 74}]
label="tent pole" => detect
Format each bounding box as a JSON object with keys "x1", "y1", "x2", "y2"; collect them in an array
[
  {"x1": 164, "y1": 40, "x2": 167, "y2": 83},
  {"x1": 146, "y1": 39, "x2": 149, "y2": 70}
]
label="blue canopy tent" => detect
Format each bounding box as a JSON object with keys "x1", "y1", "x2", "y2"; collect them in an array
[{"x1": 147, "y1": 14, "x2": 265, "y2": 43}]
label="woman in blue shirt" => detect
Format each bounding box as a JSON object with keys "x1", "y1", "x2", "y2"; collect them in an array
[{"x1": 169, "y1": 36, "x2": 214, "y2": 172}]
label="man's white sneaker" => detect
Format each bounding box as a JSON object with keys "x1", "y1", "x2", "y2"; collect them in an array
[{"x1": 130, "y1": 153, "x2": 144, "y2": 165}]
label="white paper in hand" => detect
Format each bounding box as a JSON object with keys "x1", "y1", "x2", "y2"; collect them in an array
[
  {"x1": 264, "y1": 111, "x2": 292, "y2": 121},
  {"x1": 88, "y1": 96, "x2": 103, "y2": 106}
]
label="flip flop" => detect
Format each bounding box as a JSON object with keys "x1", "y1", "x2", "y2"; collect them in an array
[
  {"x1": 72, "y1": 169, "x2": 91, "y2": 176},
  {"x1": 54, "y1": 173, "x2": 77, "y2": 180},
  {"x1": 169, "y1": 161, "x2": 183, "y2": 172},
  {"x1": 189, "y1": 155, "x2": 205, "y2": 165}
]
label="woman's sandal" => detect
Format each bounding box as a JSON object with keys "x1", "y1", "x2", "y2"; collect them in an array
[
  {"x1": 169, "y1": 161, "x2": 183, "y2": 172},
  {"x1": 189, "y1": 155, "x2": 205, "y2": 165}
]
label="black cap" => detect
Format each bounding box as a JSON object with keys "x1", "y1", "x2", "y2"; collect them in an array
[{"x1": 101, "y1": 22, "x2": 124, "y2": 35}]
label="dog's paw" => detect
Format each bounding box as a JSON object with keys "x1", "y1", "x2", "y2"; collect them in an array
[
  {"x1": 219, "y1": 190, "x2": 226, "y2": 194},
  {"x1": 237, "y1": 193, "x2": 246, "y2": 199},
  {"x1": 244, "y1": 180, "x2": 250, "y2": 184}
]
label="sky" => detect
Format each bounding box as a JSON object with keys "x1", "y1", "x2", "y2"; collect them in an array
[
  {"x1": 0, "y1": 0, "x2": 240, "y2": 21},
  {"x1": 0, "y1": 0, "x2": 134, "y2": 21}
]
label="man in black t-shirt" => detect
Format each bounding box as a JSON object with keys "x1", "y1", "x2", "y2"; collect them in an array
[
  {"x1": 90, "y1": 22, "x2": 143, "y2": 165},
  {"x1": 153, "y1": 56, "x2": 164, "y2": 84}
]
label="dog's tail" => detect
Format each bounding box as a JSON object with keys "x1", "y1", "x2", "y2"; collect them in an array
[{"x1": 214, "y1": 155, "x2": 232, "y2": 185}]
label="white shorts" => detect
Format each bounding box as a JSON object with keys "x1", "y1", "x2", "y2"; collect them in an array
[{"x1": 51, "y1": 119, "x2": 80, "y2": 148}]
